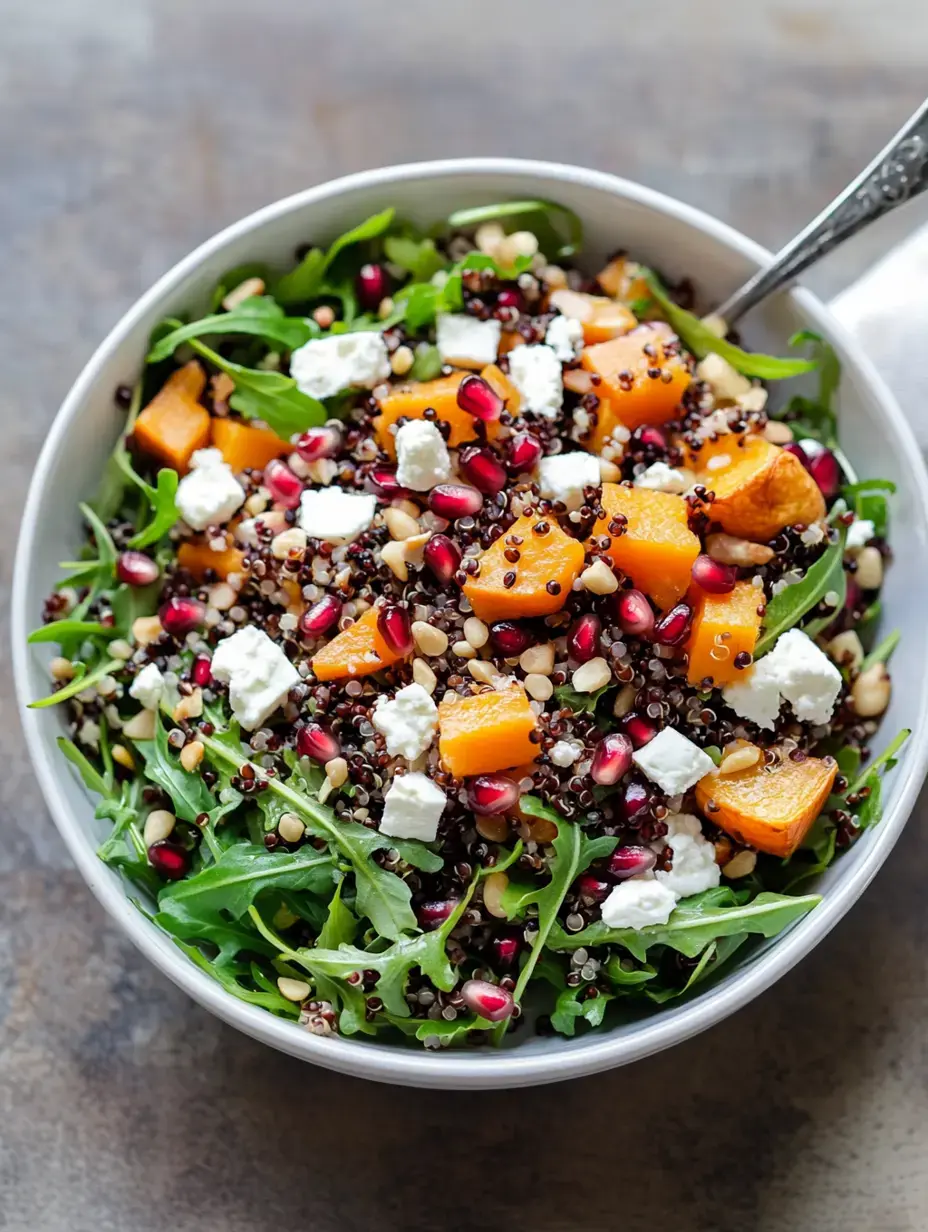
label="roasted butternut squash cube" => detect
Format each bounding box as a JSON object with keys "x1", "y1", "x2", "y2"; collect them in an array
[
  {"x1": 581, "y1": 324, "x2": 692, "y2": 446},
  {"x1": 687, "y1": 581, "x2": 763, "y2": 686},
  {"x1": 481, "y1": 363, "x2": 521, "y2": 415},
  {"x1": 549, "y1": 289, "x2": 637, "y2": 345},
  {"x1": 177, "y1": 538, "x2": 247, "y2": 581},
  {"x1": 438, "y1": 686, "x2": 537, "y2": 777},
  {"x1": 210, "y1": 417, "x2": 290, "y2": 474},
  {"x1": 698, "y1": 434, "x2": 825, "y2": 542},
  {"x1": 696, "y1": 752, "x2": 838, "y2": 857},
  {"x1": 133, "y1": 361, "x2": 211, "y2": 474},
  {"x1": 591, "y1": 484, "x2": 699, "y2": 610},
  {"x1": 596, "y1": 256, "x2": 652, "y2": 305},
  {"x1": 374, "y1": 372, "x2": 502, "y2": 457},
  {"x1": 463, "y1": 513, "x2": 585, "y2": 623},
  {"x1": 311, "y1": 606, "x2": 407, "y2": 681}
]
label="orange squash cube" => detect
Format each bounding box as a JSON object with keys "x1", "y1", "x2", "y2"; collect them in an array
[
  {"x1": 133, "y1": 362, "x2": 211, "y2": 474},
  {"x1": 591, "y1": 484, "x2": 700, "y2": 611},
  {"x1": 596, "y1": 256, "x2": 652, "y2": 305},
  {"x1": 549, "y1": 289, "x2": 637, "y2": 345},
  {"x1": 697, "y1": 434, "x2": 826, "y2": 542},
  {"x1": 481, "y1": 363, "x2": 521, "y2": 415},
  {"x1": 311, "y1": 607, "x2": 407, "y2": 682},
  {"x1": 210, "y1": 417, "x2": 290, "y2": 474},
  {"x1": 177, "y1": 539, "x2": 248, "y2": 581},
  {"x1": 438, "y1": 686, "x2": 538, "y2": 777},
  {"x1": 581, "y1": 324, "x2": 692, "y2": 447},
  {"x1": 463, "y1": 513, "x2": 585, "y2": 623},
  {"x1": 696, "y1": 752, "x2": 838, "y2": 857},
  {"x1": 374, "y1": 373, "x2": 503, "y2": 457},
  {"x1": 687, "y1": 581, "x2": 763, "y2": 686}
]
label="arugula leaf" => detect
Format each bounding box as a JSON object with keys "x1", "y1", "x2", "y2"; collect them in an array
[
  {"x1": 446, "y1": 200, "x2": 583, "y2": 259},
  {"x1": 128, "y1": 468, "x2": 179, "y2": 549},
  {"x1": 92, "y1": 382, "x2": 144, "y2": 522},
  {"x1": 316, "y1": 881, "x2": 358, "y2": 949},
  {"x1": 172, "y1": 938, "x2": 300, "y2": 1017},
  {"x1": 28, "y1": 657, "x2": 122, "y2": 709},
  {"x1": 409, "y1": 344, "x2": 443, "y2": 381},
  {"x1": 384, "y1": 235, "x2": 447, "y2": 282},
  {"x1": 28, "y1": 619, "x2": 114, "y2": 645},
  {"x1": 603, "y1": 955, "x2": 659, "y2": 986},
  {"x1": 859, "y1": 629, "x2": 900, "y2": 674},
  {"x1": 843, "y1": 478, "x2": 895, "y2": 537},
  {"x1": 790, "y1": 330, "x2": 840, "y2": 407},
  {"x1": 553, "y1": 682, "x2": 611, "y2": 715},
  {"x1": 134, "y1": 719, "x2": 217, "y2": 824},
  {"x1": 551, "y1": 984, "x2": 615, "y2": 1036},
  {"x1": 275, "y1": 208, "x2": 395, "y2": 305},
  {"x1": 58, "y1": 736, "x2": 111, "y2": 796},
  {"x1": 147, "y1": 298, "x2": 315, "y2": 363},
  {"x1": 96, "y1": 778, "x2": 161, "y2": 895},
  {"x1": 780, "y1": 395, "x2": 838, "y2": 451},
  {"x1": 754, "y1": 526, "x2": 847, "y2": 657}
]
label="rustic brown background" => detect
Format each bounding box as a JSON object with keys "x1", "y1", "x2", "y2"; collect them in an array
[{"x1": 4, "y1": 2, "x2": 928, "y2": 1229}]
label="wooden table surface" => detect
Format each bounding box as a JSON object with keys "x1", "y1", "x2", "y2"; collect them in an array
[{"x1": 4, "y1": 3, "x2": 928, "y2": 1229}]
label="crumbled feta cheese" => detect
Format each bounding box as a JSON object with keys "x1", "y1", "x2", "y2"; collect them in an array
[
  {"x1": 290, "y1": 332, "x2": 391, "y2": 400},
  {"x1": 298, "y1": 486, "x2": 376, "y2": 543},
  {"x1": 601, "y1": 877, "x2": 677, "y2": 930},
  {"x1": 507, "y1": 344, "x2": 564, "y2": 418},
  {"x1": 379, "y1": 771, "x2": 447, "y2": 842},
  {"x1": 695, "y1": 352, "x2": 752, "y2": 401},
  {"x1": 175, "y1": 448, "x2": 245, "y2": 531},
  {"x1": 537, "y1": 452, "x2": 601, "y2": 512},
  {"x1": 550, "y1": 739, "x2": 584, "y2": 768},
  {"x1": 435, "y1": 313, "x2": 501, "y2": 368},
  {"x1": 544, "y1": 315, "x2": 584, "y2": 361},
  {"x1": 846, "y1": 518, "x2": 876, "y2": 551},
  {"x1": 372, "y1": 683, "x2": 439, "y2": 760},
  {"x1": 634, "y1": 461, "x2": 688, "y2": 494},
  {"x1": 129, "y1": 662, "x2": 164, "y2": 711},
  {"x1": 210, "y1": 625, "x2": 300, "y2": 730},
  {"x1": 723, "y1": 657, "x2": 782, "y2": 730},
  {"x1": 695, "y1": 409, "x2": 734, "y2": 440},
  {"x1": 764, "y1": 628, "x2": 842, "y2": 725},
  {"x1": 654, "y1": 813, "x2": 721, "y2": 898},
  {"x1": 394, "y1": 420, "x2": 451, "y2": 491},
  {"x1": 632, "y1": 727, "x2": 716, "y2": 797},
  {"x1": 800, "y1": 522, "x2": 826, "y2": 547}
]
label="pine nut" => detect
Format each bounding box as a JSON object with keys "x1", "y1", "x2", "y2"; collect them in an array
[
  {"x1": 508, "y1": 230, "x2": 539, "y2": 258},
  {"x1": 222, "y1": 276, "x2": 265, "y2": 310},
  {"x1": 380, "y1": 539, "x2": 408, "y2": 581},
  {"x1": 468, "y1": 660, "x2": 501, "y2": 685},
  {"x1": 581, "y1": 558, "x2": 619, "y2": 595},
  {"x1": 524, "y1": 673, "x2": 554, "y2": 701},
  {"x1": 452, "y1": 640, "x2": 477, "y2": 660},
  {"x1": 271, "y1": 527, "x2": 308, "y2": 560},
  {"x1": 109, "y1": 639, "x2": 133, "y2": 661},
  {"x1": 49, "y1": 656, "x2": 75, "y2": 681},
  {"x1": 325, "y1": 756, "x2": 348, "y2": 787},
  {"x1": 412, "y1": 622, "x2": 449, "y2": 657},
  {"x1": 277, "y1": 977, "x2": 311, "y2": 1002},
  {"x1": 390, "y1": 345, "x2": 415, "y2": 377},
  {"x1": 463, "y1": 617, "x2": 489, "y2": 648},
  {"x1": 700, "y1": 312, "x2": 729, "y2": 339},
  {"x1": 383, "y1": 507, "x2": 420, "y2": 540},
  {"x1": 718, "y1": 744, "x2": 761, "y2": 775},
  {"x1": 572, "y1": 657, "x2": 611, "y2": 693},
  {"x1": 313, "y1": 305, "x2": 335, "y2": 329},
  {"x1": 378, "y1": 296, "x2": 395, "y2": 320},
  {"x1": 123, "y1": 709, "x2": 157, "y2": 740},
  {"x1": 278, "y1": 812, "x2": 305, "y2": 843},
  {"x1": 598, "y1": 458, "x2": 621, "y2": 483},
  {"x1": 393, "y1": 498, "x2": 421, "y2": 519},
  {"x1": 851, "y1": 663, "x2": 891, "y2": 717},
  {"x1": 539, "y1": 263, "x2": 568, "y2": 289},
  {"x1": 763, "y1": 420, "x2": 794, "y2": 444},
  {"x1": 828, "y1": 630, "x2": 864, "y2": 671},
  {"x1": 180, "y1": 740, "x2": 205, "y2": 772},
  {"x1": 855, "y1": 545, "x2": 884, "y2": 590},
  {"x1": 723, "y1": 850, "x2": 757, "y2": 879},
  {"x1": 412, "y1": 658, "x2": 438, "y2": 694},
  {"x1": 243, "y1": 490, "x2": 269, "y2": 516},
  {"x1": 112, "y1": 744, "x2": 135, "y2": 771},
  {"x1": 475, "y1": 222, "x2": 505, "y2": 256},
  {"x1": 144, "y1": 809, "x2": 176, "y2": 845},
  {"x1": 173, "y1": 688, "x2": 203, "y2": 722},
  {"x1": 519, "y1": 642, "x2": 555, "y2": 675},
  {"x1": 482, "y1": 871, "x2": 510, "y2": 919},
  {"x1": 207, "y1": 582, "x2": 237, "y2": 611},
  {"x1": 613, "y1": 684, "x2": 637, "y2": 718},
  {"x1": 705, "y1": 533, "x2": 774, "y2": 567},
  {"x1": 132, "y1": 615, "x2": 164, "y2": 646},
  {"x1": 476, "y1": 814, "x2": 510, "y2": 842}
]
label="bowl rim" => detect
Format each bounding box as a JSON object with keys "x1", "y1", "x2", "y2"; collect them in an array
[{"x1": 13, "y1": 156, "x2": 928, "y2": 1089}]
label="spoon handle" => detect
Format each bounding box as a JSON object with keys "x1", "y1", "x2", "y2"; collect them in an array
[{"x1": 716, "y1": 97, "x2": 928, "y2": 323}]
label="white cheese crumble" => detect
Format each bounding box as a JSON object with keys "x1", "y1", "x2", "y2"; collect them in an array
[
  {"x1": 632, "y1": 728, "x2": 716, "y2": 797},
  {"x1": 435, "y1": 313, "x2": 501, "y2": 368},
  {"x1": 507, "y1": 344, "x2": 564, "y2": 418},
  {"x1": 379, "y1": 771, "x2": 447, "y2": 842},
  {"x1": 175, "y1": 448, "x2": 246, "y2": 531},
  {"x1": 846, "y1": 518, "x2": 876, "y2": 551},
  {"x1": 298, "y1": 486, "x2": 376, "y2": 543},
  {"x1": 764, "y1": 628, "x2": 842, "y2": 725},
  {"x1": 653, "y1": 813, "x2": 721, "y2": 898},
  {"x1": 537, "y1": 452, "x2": 601, "y2": 512},
  {"x1": 210, "y1": 625, "x2": 300, "y2": 730},
  {"x1": 129, "y1": 662, "x2": 164, "y2": 711},
  {"x1": 544, "y1": 315, "x2": 584, "y2": 361},
  {"x1": 371, "y1": 683, "x2": 439, "y2": 760},
  {"x1": 601, "y1": 878, "x2": 678, "y2": 930},
  {"x1": 290, "y1": 332, "x2": 391, "y2": 400},
  {"x1": 695, "y1": 352, "x2": 752, "y2": 401},
  {"x1": 394, "y1": 419, "x2": 452, "y2": 491},
  {"x1": 634, "y1": 461, "x2": 688, "y2": 494},
  {"x1": 723, "y1": 657, "x2": 783, "y2": 730},
  {"x1": 549, "y1": 739, "x2": 584, "y2": 768}
]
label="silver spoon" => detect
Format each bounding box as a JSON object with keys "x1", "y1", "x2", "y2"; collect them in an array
[{"x1": 715, "y1": 97, "x2": 928, "y2": 324}]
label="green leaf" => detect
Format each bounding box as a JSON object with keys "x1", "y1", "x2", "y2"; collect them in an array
[
  {"x1": 446, "y1": 199, "x2": 583, "y2": 259},
  {"x1": 92, "y1": 381, "x2": 145, "y2": 522},
  {"x1": 316, "y1": 881, "x2": 358, "y2": 949},
  {"x1": 58, "y1": 736, "x2": 111, "y2": 797},
  {"x1": 134, "y1": 718, "x2": 217, "y2": 823},
  {"x1": 384, "y1": 235, "x2": 447, "y2": 282},
  {"x1": 147, "y1": 297, "x2": 315, "y2": 362},
  {"x1": 172, "y1": 939, "x2": 300, "y2": 1017},
  {"x1": 642, "y1": 272, "x2": 817, "y2": 378},
  {"x1": 847, "y1": 726, "x2": 910, "y2": 796},
  {"x1": 409, "y1": 344, "x2": 443, "y2": 381},
  {"x1": 28, "y1": 619, "x2": 114, "y2": 645},
  {"x1": 79, "y1": 501, "x2": 117, "y2": 573},
  {"x1": 275, "y1": 208, "x2": 395, "y2": 305},
  {"x1": 603, "y1": 955, "x2": 659, "y2": 986},
  {"x1": 859, "y1": 629, "x2": 900, "y2": 674},
  {"x1": 552, "y1": 682, "x2": 611, "y2": 715},
  {"x1": 28, "y1": 657, "x2": 122, "y2": 709},
  {"x1": 780, "y1": 395, "x2": 838, "y2": 451},
  {"x1": 550, "y1": 985, "x2": 615, "y2": 1036},
  {"x1": 128, "y1": 468, "x2": 179, "y2": 549},
  {"x1": 754, "y1": 525, "x2": 847, "y2": 657},
  {"x1": 843, "y1": 477, "x2": 895, "y2": 537},
  {"x1": 789, "y1": 330, "x2": 840, "y2": 408}
]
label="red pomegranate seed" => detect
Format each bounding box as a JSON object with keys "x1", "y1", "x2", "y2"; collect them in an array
[
  {"x1": 783, "y1": 441, "x2": 811, "y2": 469},
  {"x1": 116, "y1": 550, "x2": 159, "y2": 587},
  {"x1": 148, "y1": 841, "x2": 188, "y2": 880},
  {"x1": 367, "y1": 465, "x2": 412, "y2": 500},
  {"x1": 467, "y1": 774, "x2": 520, "y2": 815},
  {"x1": 460, "y1": 979, "x2": 514, "y2": 1022},
  {"x1": 263, "y1": 459, "x2": 304, "y2": 509},
  {"x1": 590, "y1": 733, "x2": 634, "y2": 785},
  {"x1": 159, "y1": 596, "x2": 206, "y2": 638},
  {"x1": 491, "y1": 932, "x2": 522, "y2": 966},
  {"x1": 620, "y1": 779, "x2": 651, "y2": 822},
  {"x1": 377, "y1": 603, "x2": 414, "y2": 656},
  {"x1": 614, "y1": 589, "x2": 655, "y2": 638},
  {"x1": 608, "y1": 845, "x2": 657, "y2": 880},
  {"x1": 636, "y1": 426, "x2": 667, "y2": 451},
  {"x1": 497, "y1": 288, "x2": 525, "y2": 312},
  {"x1": 691, "y1": 553, "x2": 737, "y2": 594},
  {"x1": 808, "y1": 447, "x2": 841, "y2": 500},
  {"x1": 653, "y1": 602, "x2": 693, "y2": 646},
  {"x1": 423, "y1": 534, "x2": 462, "y2": 586},
  {"x1": 568, "y1": 613, "x2": 602, "y2": 664},
  {"x1": 457, "y1": 374, "x2": 503, "y2": 423},
  {"x1": 576, "y1": 873, "x2": 612, "y2": 904},
  {"x1": 622, "y1": 713, "x2": 657, "y2": 749},
  {"x1": 845, "y1": 577, "x2": 862, "y2": 615},
  {"x1": 490, "y1": 621, "x2": 533, "y2": 657},
  {"x1": 300, "y1": 594, "x2": 343, "y2": 638},
  {"x1": 296, "y1": 425, "x2": 341, "y2": 462},
  {"x1": 356, "y1": 262, "x2": 390, "y2": 311},
  {"x1": 417, "y1": 899, "x2": 459, "y2": 930},
  {"x1": 507, "y1": 431, "x2": 543, "y2": 473},
  {"x1": 429, "y1": 483, "x2": 484, "y2": 520},
  {"x1": 297, "y1": 723, "x2": 341, "y2": 764},
  {"x1": 191, "y1": 654, "x2": 212, "y2": 687},
  {"x1": 458, "y1": 445, "x2": 508, "y2": 495}
]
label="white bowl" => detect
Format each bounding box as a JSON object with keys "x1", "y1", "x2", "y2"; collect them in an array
[{"x1": 13, "y1": 159, "x2": 928, "y2": 1089}]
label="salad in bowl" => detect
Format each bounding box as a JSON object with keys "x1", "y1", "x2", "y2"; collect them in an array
[{"x1": 28, "y1": 198, "x2": 907, "y2": 1049}]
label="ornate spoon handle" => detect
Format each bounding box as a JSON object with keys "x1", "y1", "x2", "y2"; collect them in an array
[{"x1": 715, "y1": 97, "x2": 928, "y2": 323}]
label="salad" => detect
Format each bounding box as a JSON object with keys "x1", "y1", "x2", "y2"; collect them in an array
[{"x1": 29, "y1": 199, "x2": 907, "y2": 1048}]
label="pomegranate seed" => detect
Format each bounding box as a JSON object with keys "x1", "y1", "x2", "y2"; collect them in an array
[
  {"x1": 576, "y1": 873, "x2": 612, "y2": 904},
  {"x1": 608, "y1": 845, "x2": 657, "y2": 880},
  {"x1": 356, "y1": 262, "x2": 389, "y2": 311},
  {"x1": 423, "y1": 534, "x2": 462, "y2": 586},
  {"x1": 808, "y1": 448, "x2": 842, "y2": 500},
  {"x1": 300, "y1": 594, "x2": 343, "y2": 638},
  {"x1": 783, "y1": 442, "x2": 811, "y2": 469},
  {"x1": 417, "y1": 899, "x2": 459, "y2": 930},
  {"x1": 620, "y1": 779, "x2": 651, "y2": 823},
  {"x1": 845, "y1": 577, "x2": 862, "y2": 616},
  {"x1": 191, "y1": 654, "x2": 212, "y2": 687},
  {"x1": 263, "y1": 459, "x2": 304, "y2": 509},
  {"x1": 489, "y1": 621, "x2": 533, "y2": 657},
  {"x1": 367, "y1": 466, "x2": 412, "y2": 500},
  {"x1": 159, "y1": 596, "x2": 206, "y2": 638},
  {"x1": 297, "y1": 724, "x2": 341, "y2": 764},
  {"x1": 148, "y1": 841, "x2": 188, "y2": 880},
  {"x1": 653, "y1": 602, "x2": 693, "y2": 645},
  {"x1": 614, "y1": 589, "x2": 655, "y2": 638},
  {"x1": 691, "y1": 554, "x2": 737, "y2": 594},
  {"x1": 622, "y1": 713, "x2": 657, "y2": 749},
  {"x1": 590, "y1": 733, "x2": 634, "y2": 785},
  {"x1": 460, "y1": 979, "x2": 514, "y2": 1022},
  {"x1": 507, "y1": 432, "x2": 543, "y2": 474},
  {"x1": 116, "y1": 550, "x2": 159, "y2": 587},
  {"x1": 496, "y1": 288, "x2": 525, "y2": 312},
  {"x1": 491, "y1": 932, "x2": 522, "y2": 966},
  {"x1": 296, "y1": 425, "x2": 341, "y2": 462},
  {"x1": 636, "y1": 426, "x2": 667, "y2": 451},
  {"x1": 458, "y1": 445, "x2": 507, "y2": 495},
  {"x1": 428, "y1": 483, "x2": 484, "y2": 520},
  {"x1": 377, "y1": 603, "x2": 414, "y2": 656},
  {"x1": 568, "y1": 613, "x2": 602, "y2": 663},
  {"x1": 457, "y1": 374, "x2": 503, "y2": 423},
  {"x1": 467, "y1": 774, "x2": 520, "y2": 815}
]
